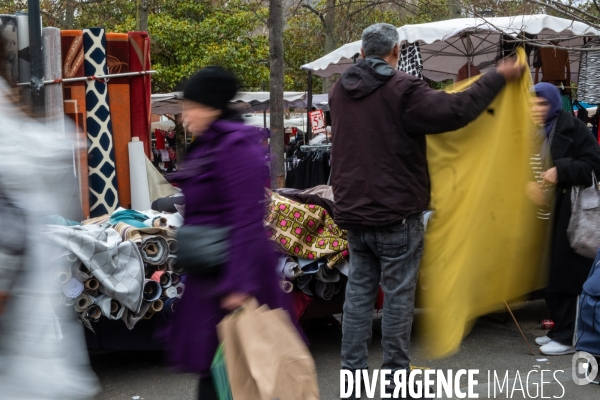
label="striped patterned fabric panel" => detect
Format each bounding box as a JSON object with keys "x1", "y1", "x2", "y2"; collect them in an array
[{"x1": 578, "y1": 41, "x2": 600, "y2": 104}]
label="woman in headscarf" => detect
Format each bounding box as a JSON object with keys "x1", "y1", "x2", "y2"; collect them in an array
[
  {"x1": 527, "y1": 82, "x2": 600, "y2": 355},
  {"x1": 166, "y1": 67, "x2": 290, "y2": 399}
]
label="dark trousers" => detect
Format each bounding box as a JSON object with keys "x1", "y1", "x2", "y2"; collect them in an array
[
  {"x1": 545, "y1": 292, "x2": 578, "y2": 346},
  {"x1": 198, "y1": 376, "x2": 218, "y2": 400}
]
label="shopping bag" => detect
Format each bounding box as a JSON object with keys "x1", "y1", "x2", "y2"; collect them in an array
[
  {"x1": 567, "y1": 171, "x2": 600, "y2": 258},
  {"x1": 217, "y1": 299, "x2": 319, "y2": 400},
  {"x1": 210, "y1": 344, "x2": 233, "y2": 400}
]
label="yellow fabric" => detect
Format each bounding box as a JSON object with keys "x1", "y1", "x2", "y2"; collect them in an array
[{"x1": 419, "y1": 49, "x2": 547, "y2": 358}]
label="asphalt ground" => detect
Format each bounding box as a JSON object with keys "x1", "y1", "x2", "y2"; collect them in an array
[{"x1": 91, "y1": 300, "x2": 600, "y2": 400}]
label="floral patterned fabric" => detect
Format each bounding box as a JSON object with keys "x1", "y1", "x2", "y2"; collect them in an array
[{"x1": 265, "y1": 190, "x2": 348, "y2": 268}]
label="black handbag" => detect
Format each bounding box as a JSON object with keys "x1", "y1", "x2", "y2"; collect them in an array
[{"x1": 174, "y1": 225, "x2": 230, "y2": 276}]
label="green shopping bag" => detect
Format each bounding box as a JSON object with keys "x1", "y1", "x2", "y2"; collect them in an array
[{"x1": 211, "y1": 344, "x2": 233, "y2": 400}]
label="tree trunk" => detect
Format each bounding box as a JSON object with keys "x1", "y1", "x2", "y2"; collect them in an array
[
  {"x1": 136, "y1": 0, "x2": 149, "y2": 32},
  {"x1": 321, "y1": 0, "x2": 336, "y2": 93},
  {"x1": 64, "y1": 0, "x2": 76, "y2": 29},
  {"x1": 268, "y1": 0, "x2": 285, "y2": 189},
  {"x1": 448, "y1": 0, "x2": 461, "y2": 18}
]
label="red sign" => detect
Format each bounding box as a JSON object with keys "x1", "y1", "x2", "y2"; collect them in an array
[{"x1": 309, "y1": 110, "x2": 326, "y2": 135}]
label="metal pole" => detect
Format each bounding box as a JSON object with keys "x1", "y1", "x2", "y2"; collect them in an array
[
  {"x1": 263, "y1": 110, "x2": 267, "y2": 128},
  {"x1": 28, "y1": 0, "x2": 45, "y2": 118},
  {"x1": 17, "y1": 70, "x2": 158, "y2": 86},
  {"x1": 307, "y1": 71, "x2": 313, "y2": 142}
]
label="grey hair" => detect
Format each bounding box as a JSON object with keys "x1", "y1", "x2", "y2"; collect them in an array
[{"x1": 361, "y1": 23, "x2": 399, "y2": 58}]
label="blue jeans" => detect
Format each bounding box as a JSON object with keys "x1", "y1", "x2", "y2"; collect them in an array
[{"x1": 341, "y1": 214, "x2": 424, "y2": 372}]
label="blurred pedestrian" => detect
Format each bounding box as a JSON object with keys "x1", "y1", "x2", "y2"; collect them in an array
[
  {"x1": 0, "y1": 37, "x2": 98, "y2": 399},
  {"x1": 166, "y1": 67, "x2": 289, "y2": 399},
  {"x1": 528, "y1": 82, "x2": 600, "y2": 355},
  {"x1": 328, "y1": 22, "x2": 524, "y2": 397}
]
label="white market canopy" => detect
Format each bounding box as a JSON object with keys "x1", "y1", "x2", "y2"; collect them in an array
[
  {"x1": 151, "y1": 91, "x2": 329, "y2": 116},
  {"x1": 301, "y1": 14, "x2": 600, "y2": 82}
]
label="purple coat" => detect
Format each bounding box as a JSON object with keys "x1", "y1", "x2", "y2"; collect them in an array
[{"x1": 166, "y1": 119, "x2": 288, "y2": 375}]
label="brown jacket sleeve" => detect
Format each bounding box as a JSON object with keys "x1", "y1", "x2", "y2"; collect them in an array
[{"x1": 401, "y1": 71, "x2": 506, "y2": 135}]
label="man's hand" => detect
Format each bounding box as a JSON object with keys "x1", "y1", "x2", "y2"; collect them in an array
[
  {"x1": 542, "y1": 167, "x2": 558, "y2": 186},
  {"x1": 221, "y1": 292, "x2": 250, "y2": 311},
  {"x1": 526, "y1": 182, "x2": 548, "y2": 206},
  {"x1": 496, "y1": 58, "x2": 525, "y2": 82}
]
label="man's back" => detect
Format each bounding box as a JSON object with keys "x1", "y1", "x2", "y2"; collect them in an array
[{"x1": 329, "y1": 57, "x2": 505, "y2": 229}]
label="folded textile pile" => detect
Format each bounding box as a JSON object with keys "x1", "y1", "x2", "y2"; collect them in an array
[
  {"x1": 265, "y1": 190, "x2": 348, "y2": 269},
  {"x1": 45, "y1": 208, "x2": 183, "y2": 330}
]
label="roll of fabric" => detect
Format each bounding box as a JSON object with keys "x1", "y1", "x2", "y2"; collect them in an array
[
  {"x1": 71, "y1": 262, "x2": 93, "y2": 282},
  {"x1": 42, "y1": 27, "x2": 65, "y2": 137},
  {"x1": 85, "y1": 304, "x2": 102, "y2": 322},
  {"x1": 15, "y1": 12, "x2": 30, "y2": 106},
  {"x1": 51, "y1": 265, "x2": 72, "y2": 285},
  {"x1": 64, "y1": 280, "x2": 85, "y2": 299},
  {"x1": 161, "y1": 297, "x2": 179, "y2": 318},
  {"x1": 150, "y1": 299, "x2": 163, "y2": 313},
  {"x1": 61, "y1": 30, "x2": 90, "y2": 218},
  {"x1": 280, "y1": 280, "x2": 294, "y2": 294},
  {"x1": 166, "y1": 238, "x2": 178, "y2": 254},
  {"x1": 0, "y1": 15, "x2": 19, "y2": 86},
  {"x1": 144, "y1": 216, "x2": 167, "y2": 228},
  {"x1": 83, "y1": 27, "x2": 119, "y2": 217},
  {"x1": 170, "y1": 272, "x2": 181, "y2": 286},
  {"x1": 106, "y1": 33, "x2": 132, "y2": 209},
  {"x1": 84, "y1": 278, "x2": 100, "y2": 291},
  {"x1": 96, "y1": 295, "x2": 125, "y2": 320},
  {"x1": 166, "y1": 254, "x2": 177, "y2": 271},
  {"x1": 143, "y1": 310, "x2": 155, "y2": 320},
  {"x1": 129, "y1": 138, "x2": 151, "y2": 210},
  {"x1": 158, "y1": 270, "x2": 172, "y2": 288},
  {"x1": 156, "y1": 263, "x2": 168, "y2": 272},
  {"x1": 143, "y1": 279, "x2": 162, "y2": 302},
  {"x1": 128, "y1": 32, "x2": 152, "y2": 158},
  {"x1": 74, "y1": 293, "x2": 94, "y2": 313},
  {"x1": 140, "y1": 234, "x2": 169, "y2": 265},
  {"x1": 164, "y1": 282, "x2": 185, "y2": 298},
  {"x1": 150, "y1": 269, "x2": 165, "y2": 283}
]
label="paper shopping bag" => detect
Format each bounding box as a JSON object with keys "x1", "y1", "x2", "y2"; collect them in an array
[
  {"x1": 217, "y1": 299, "x2": 320, "y2": 400},
  {"x1": 217, "y1": 303, "x2": 262, "y2": 399}
]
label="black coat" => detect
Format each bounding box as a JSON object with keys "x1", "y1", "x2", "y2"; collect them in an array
[{"x1": 548, "y1": 110, "x2": 600, "y2": 294}]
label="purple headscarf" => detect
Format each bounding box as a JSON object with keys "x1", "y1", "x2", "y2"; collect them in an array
[{"x1": 534, "y1": 82, "x2": 562, "y2": 137}]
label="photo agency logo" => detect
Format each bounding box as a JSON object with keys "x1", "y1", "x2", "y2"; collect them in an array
[{"x1": 572, "y1": 351, "x2": 598, "y2": 386}]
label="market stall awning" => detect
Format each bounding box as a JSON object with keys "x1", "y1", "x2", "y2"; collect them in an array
[
  {"x1": 301, "y1": 14, "x2": 600, "y2": 81},
  {"x1": 151, "y1": 92, "x2": 329, "y2": 115}
]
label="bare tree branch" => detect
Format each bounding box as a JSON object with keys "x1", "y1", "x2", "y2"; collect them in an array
[
  {"x1": 521, "y1": 0, "x2": 600, "y2": 30},
  {"x1": 302, "y1": 3, "x2": 326, "y2": 24}
]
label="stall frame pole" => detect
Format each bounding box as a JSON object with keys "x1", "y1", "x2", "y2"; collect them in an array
[
  {"x1": 306, "y1": 71, "x2": 313, "y2": 142},
  {"x1": 28, "y1": 0, "x2": 45, "y2": 118}
]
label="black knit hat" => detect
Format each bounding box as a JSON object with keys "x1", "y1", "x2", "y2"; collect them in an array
[{"x1": 183, "y1": 66, "x2": 238, "y2": 111}]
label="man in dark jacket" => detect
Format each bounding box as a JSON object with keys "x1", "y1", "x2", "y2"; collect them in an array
[{"x1": 329, "y1": 23, "x2": 524, "y2": 390}]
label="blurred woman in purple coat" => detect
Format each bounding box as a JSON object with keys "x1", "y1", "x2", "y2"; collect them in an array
[{"x1": 167, "y1": 67, "x2": 288, "y2": 399}]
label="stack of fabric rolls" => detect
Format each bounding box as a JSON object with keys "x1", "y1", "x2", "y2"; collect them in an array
[
  {"x1": 265, "y1": 188, "x2": 349, "y2": 305},
  {"x1": 44, "y1": 207, "x2": 183, "y2": 331}
]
